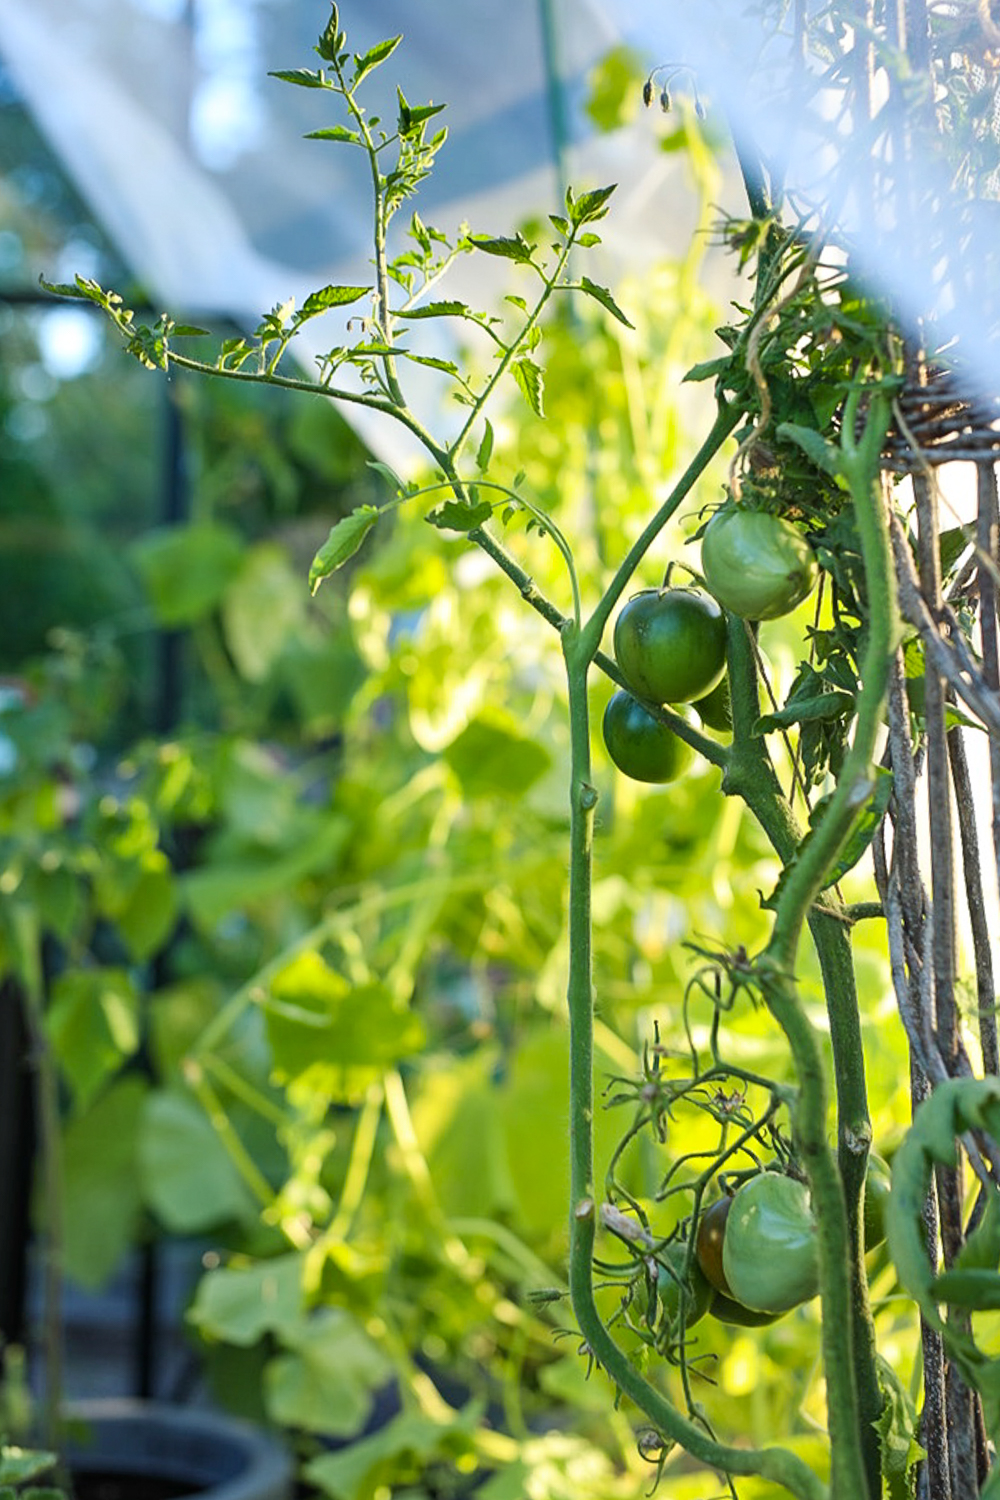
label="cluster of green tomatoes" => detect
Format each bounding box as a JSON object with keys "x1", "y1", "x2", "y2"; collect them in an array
[
  {"x1": 636, "y1": 1156, "x2": 891, "y2": 1341},
  {"x1": 604, "y1": 506, "x2": 818, "y2": 782}
]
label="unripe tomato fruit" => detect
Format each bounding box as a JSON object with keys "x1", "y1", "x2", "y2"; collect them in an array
[
  {"x1": 708, "y1": 1289, "x2": 781, "y2": 1327},
  {"x1": 694, "y1": 1197, "x2": 733, "y2": 1296},
  {"x1": 722, "y1": 1173, "x2": 819, "y2": 1313},
  {"x1": 701, "y1": 508, "x2": 818, "y2": 621},
  {"x1": 693, "y1": 675, "x2": 732, "y2": 732},
  {"x1": 655, "y1": 1242, "x2": 713, "y2": 1331},
  {"x1": 602, "y1": 691, "x2": 692, "y2": 784},
  {"x1": 864, "y1": 1153, "x2": 892, "y2": 1251},
  {"x1": 613, "y1": 587, "x2": 727, "y2": 705}
]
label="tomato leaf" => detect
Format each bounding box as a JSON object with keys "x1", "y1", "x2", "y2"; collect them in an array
[
  {"x1": 468, "y1": 232, "x2": 535, "y2": 263},
  {"x1": 874, "y1": 1355, "x2": 925, "y2": 1500},
  {"x1": 352, "y1": 35, "x2": 401, "y2": 86},
  {"x1": 308, "y1": 506, "x2": 380, "y2": 593},
  {"x1": 425, "y1": 499, "x2": 492, "y2": 532},
  {"x1": 683, "y1": 356, "x2": 732, "y2": 383},
  {"x1": 304, "y1": 126, "x2": 362, "y2": 145},
  {"x1": 511, "y1": 357, "x2": 545, "y2": 417},
  {"x1": 297, "y1": 283, "x2": 371, "y2": 318},
  {"x1": 573, "y1": 275, "x2": 634, "y2": 328},
  {"x1": 566, "y1": 183, "x2": 617, "y2": 226},
  {"x1": 269, "y1": 68, "x2": 334, "y2": 90},
  {"x1": 754, "y1": 688, "x2": 855, "y2": 734},
  {"x1": 776, "y1": 420, "x2": 842, "y2": 477},
  {"x1": 476, "y1": 420, "x2": 494, "y2": 473},
  {"x1": 395, "y1": 299, "x2": 470, "y2": 320}
]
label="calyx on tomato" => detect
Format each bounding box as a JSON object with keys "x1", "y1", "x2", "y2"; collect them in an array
[
  {"x1": 602, "y1": 691, "x2": 692, "y2": 784},
  {"x1": 613, "y1": 587, "x2": 727, "y2": 705},
  {"x1": 700, "y1": 507, "x2": 818, "y2": 622},
  {"x1": 722, "y1": 1172, "x2": 819, "y2": 1314}
]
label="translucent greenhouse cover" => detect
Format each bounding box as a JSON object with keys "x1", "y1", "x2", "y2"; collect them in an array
[{"x1": 2, "y1": 0, "x2": 998, "y2": 465}]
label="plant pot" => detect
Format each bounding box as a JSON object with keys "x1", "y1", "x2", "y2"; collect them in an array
[{"x1": 62, "y1": 1399, "x2": 292, "y2": 1500}]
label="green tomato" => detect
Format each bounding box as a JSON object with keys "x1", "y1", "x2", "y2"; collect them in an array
[
  {"x1": 602, "y1": 691, "x2": 692, "y2": 784},
  {"x1": 708, "y1": 1289, "x2": 781, "y2": 1327},
  {"x1": 701, "y1": 508, "x2": 818, "y2": 621},
  {"x1": 864, "y1": 1153, "x2": 892, "y2": 1251},
  {"x1": 693, "y1": 675, "x2": 732, "y2": 732},
  {"x1": 722, "y1": 1173, "x2": 819, "y2": 1314},
  {"x1": 655, "y1": 1242, "x2": 713, "y2": 1331},
  {"x1": 694, "y1": 1197, "x2": 733, "y2": 1297},
  {"x1": 613, "y1": 587, "x2": 727, "y2": 705}
]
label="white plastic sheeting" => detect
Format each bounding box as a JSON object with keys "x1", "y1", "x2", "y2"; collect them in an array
[
  {"x1": 3, "y1": 1, "x2": 999, "y2": 462},
  {"x1": 0, "y1": 0, "x2": 717, "y2": 462}
]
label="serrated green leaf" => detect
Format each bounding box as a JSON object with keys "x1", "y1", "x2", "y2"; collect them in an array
[
  {"x1": 352, "y1": 35, "x2": 402, "y2": 86},
  {"x1": 939, "y1": 524, "x2": 972, "y2": 577},
  {"x1": 574, "y1": 275, "x2": 634, "y2": 328},
  {"x1": 468, "y1": 233, "x2": 535, "y2": 263},
  {"x1": 874, "y1": 1355, "x2": 923, "y2": 1500},
  {"x1": 511, "y1": 357, "x2": 544, "y2": 417},
  {"x1": 755, "y1": 689, "x2": 855, "y2": 733},
  {"x1": 395, "y1": 300, "x2": 470, "y2": 320},
  {"x1": 269, "y1": 68, "x2": 333, "y2": 89},
  {"x1": 567, "y1": 183, "x2": 616, "y2": 226},
  {"x1": 776, "y1": 420, "x2": 842, "y2": 477},
  {"x1": 426, "y1": 500, "x2": 493, "y2": 533},
  {"x1": 476, "y1": 420, "x2": 494, "y2": 473},
  {"x1": 298, "y1": 284, "x2": 371, "y2": 317},
  {"x1": 403, "y1": 352, "x2": 459, "y2": 374},
  {"x1": 549, "y1": 215, "x2": 570, "y2": 236},
  {"x1": 308, "y1": 507, "x2": 380, "y2": 594},
  {"x1": 304, "y1": 126, "x2": 362, "y2": 145},
  {"x1": 683, "y1": 356, "x2": 732, "y2": 383},
  {"x1": 171, "y1": 324, "x2": 210, "y2": 338},
  {"x1": 367, "y1": 460, "x2": 405, "y2": 492},
  {"x1": 576, "y1": 231, "x2": 602, "y2": 247}
]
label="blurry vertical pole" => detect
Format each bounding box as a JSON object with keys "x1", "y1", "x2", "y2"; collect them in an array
[
  {"x1": 134, "y1": 0, "x2": 195, "y2": 1398},
  {"x1": 132, "y1": 371, "x2": 190, "y2": 1406},
  {"x1": 0, "y1": 977, "x2": 35, "y2": 1358},
  {"x1": 536, "y1": 0, "x2": 607, "y2": 565}
]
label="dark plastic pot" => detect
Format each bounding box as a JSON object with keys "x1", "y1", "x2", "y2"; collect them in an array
[{"x1": 63, "y1": 1399, "x2": 293, "y2": 1500}]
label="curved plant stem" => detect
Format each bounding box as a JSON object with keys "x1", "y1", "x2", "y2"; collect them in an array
[{"x1": 560, "y1": 622, "x2": 828, "y2": 1500}]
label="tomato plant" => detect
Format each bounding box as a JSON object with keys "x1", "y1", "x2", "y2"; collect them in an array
[
  {"x1": 613, "y1": 587, "x2": 726, "y2": 704},
  {"x1": 722, "y1": 1173, "x2": 819, "y2": 1314},
  {"x1": 700, "y1": 507, "x2": 818, "y2": 621},
  {"x1": 601, "y1": 690, "x2": 692, "y2": 783},
  {"x1": 45, "y1": 5, "x2": 1000, "y2": 1497}
]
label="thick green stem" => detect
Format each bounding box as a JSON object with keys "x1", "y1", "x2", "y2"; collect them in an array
[
  {"x1": 583, "y1": 402, "x2": 741, "y2": 653},
  {"x1": 760, "y1": 396, "x2": 894, "y2": 1500},
  {"x1": 561, "y1": 626, "x2": 828, "y2": 1500}
]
